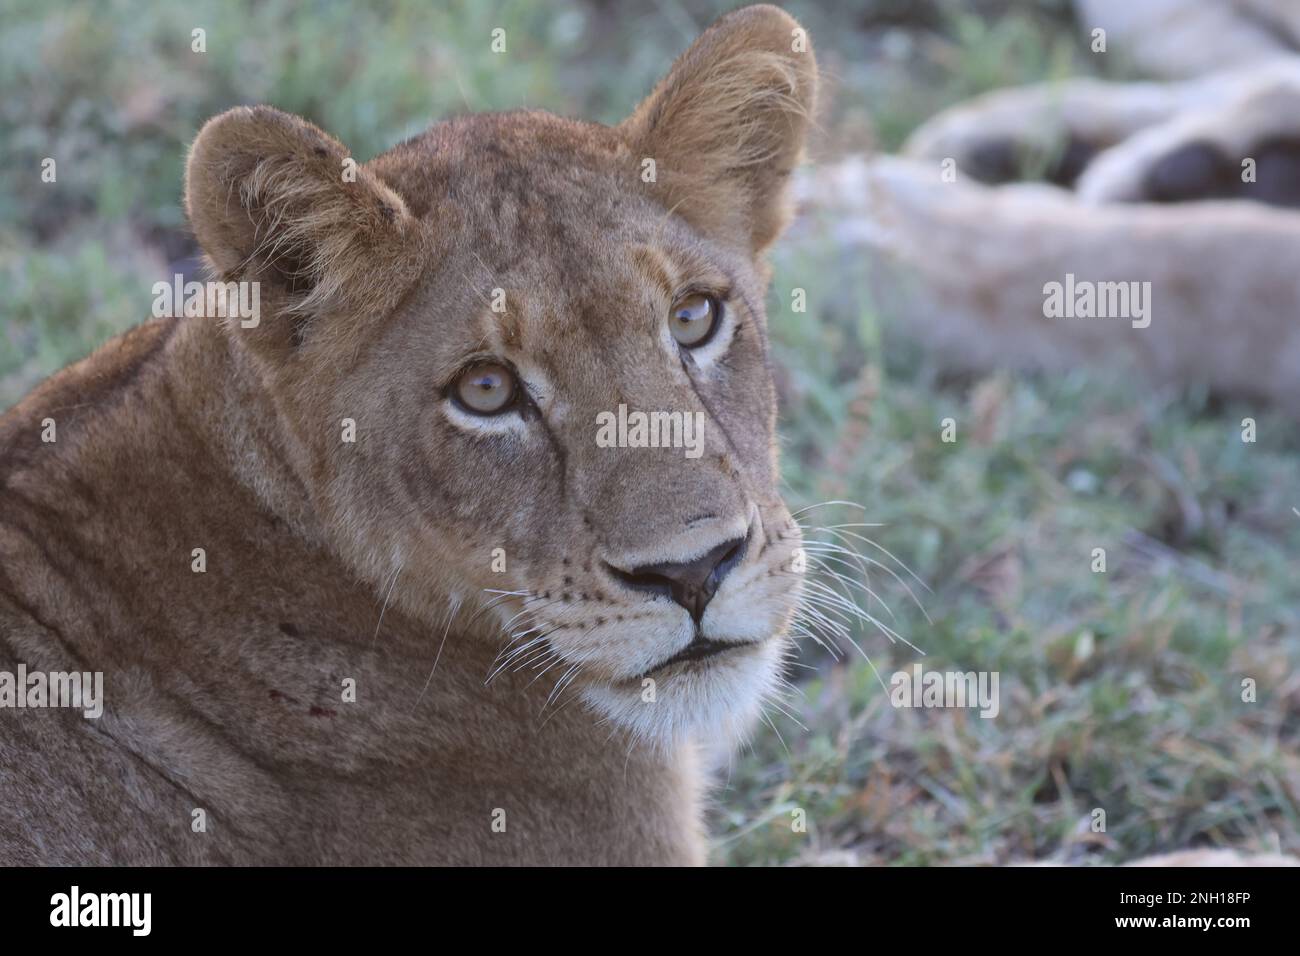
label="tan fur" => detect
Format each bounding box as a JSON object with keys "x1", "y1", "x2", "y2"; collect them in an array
[
  {"x1": 851, "y1": 59, "x2": 1300, "y2": 410},
  {"x1": 1073, "y1": 0, "x2": 1300, "y2": 79},
  {"x1": 0, "y1": 5, "x2": 816, "y2": 866},
  {"x1": 902, "y1": 62, "x2": 1300, "y2": 188},
  {"x1": 1076, "y1": 64, "x2": 1300, "y2": 203},
  {"x1": 800, "y1": 154, "x2": 1300, "y2": 412}
]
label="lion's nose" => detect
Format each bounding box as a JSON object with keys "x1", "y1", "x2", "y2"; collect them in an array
[{"x1": 608, "y1": 536, "x2": 747, "y2": 623}]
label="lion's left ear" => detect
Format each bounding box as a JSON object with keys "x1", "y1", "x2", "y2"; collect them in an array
[{"x1": 619, "y1": 4, "x2": 818, "y2": 255}]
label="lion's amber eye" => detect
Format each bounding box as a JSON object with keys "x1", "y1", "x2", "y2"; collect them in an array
[
  {"x1": 453, "y1": 361, "x2": 517, "y2": 415},
  {"x1": 669, "y1": 292, "x2": 720, "y2": 348}
]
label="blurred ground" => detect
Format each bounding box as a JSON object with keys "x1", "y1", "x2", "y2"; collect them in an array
[{"x1": 2, "y1": 0, "x2": 1297, "y2": 865}]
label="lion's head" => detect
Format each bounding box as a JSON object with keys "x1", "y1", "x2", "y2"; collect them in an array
[{"x1": 184, "y1": 5, "x2": 817, "y2": 748}]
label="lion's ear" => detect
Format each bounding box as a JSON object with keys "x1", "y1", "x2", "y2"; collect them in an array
[
  {"x1": 185, "y1": 106, "x2": 419, "y2": 341},
  {"x1": 620, "y1": 4, "x2": 818, "y2": 255}
]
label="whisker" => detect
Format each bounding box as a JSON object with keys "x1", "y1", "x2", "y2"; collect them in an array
[
  {"x1": 758, "y1": 710, "x2": 791, "y2": 757},
  {"x1": 368, "y1": 560, "x2": 404, "y2": 649},
  {"x1": 800, "y1": 538, "x2": 925, "y2": 621},
  {"x1": 818, "y1": 524, "x2": 932, "y2": 594},
  {"x1": 789, "y1": 500, "x2": 873, "y2": 519},
  {"x1": 806, "y1": 552, "x2": 898, "y2": 624},
  {"x1": 803, "y1": 532, "x2": 932, "y2": 622},
  {"x1": 413, "y1": 595, "x2": 462, "y2": 708}
]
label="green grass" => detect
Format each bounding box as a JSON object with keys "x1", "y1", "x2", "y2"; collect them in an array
[
  {"x1": 719, "y1": 265, "x2": 1300, "y2": 861},
  {"x1": 3, "y1": 0, "x2": 1297, "y2": 865}
]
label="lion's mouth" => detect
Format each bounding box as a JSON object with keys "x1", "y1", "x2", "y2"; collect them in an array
[{"x1": 638, "y1": 634, "x2": 761, "y2": 679}]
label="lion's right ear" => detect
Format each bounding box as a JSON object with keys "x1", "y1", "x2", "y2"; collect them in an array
[
  {"x1": 619, "y1": 5, "x2": 818, "y2": 256},
  {"x1": 185, "y1": 106, "x2": 420, "y2": 344}
]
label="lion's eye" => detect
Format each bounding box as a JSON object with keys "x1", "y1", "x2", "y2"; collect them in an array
[
  {"x1": 669, "y1": 292, "x2": 720, "y2": 348},
  {"x1": 453, "y1": 361, "x2": 517, "y2": 415}
]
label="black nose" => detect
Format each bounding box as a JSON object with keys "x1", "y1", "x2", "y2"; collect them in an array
[{"x1": 608, "y1": 536, "x2": 747, "y2": 623}]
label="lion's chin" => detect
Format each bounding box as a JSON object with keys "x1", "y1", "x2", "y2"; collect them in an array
[{"x1": 579, "y1": 636, "x2": 786, "y2": 753}]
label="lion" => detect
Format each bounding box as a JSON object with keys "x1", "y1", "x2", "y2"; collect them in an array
[
  {"x1": 856, "y1": 56, "x2": 1300, "y2": 412},
  {"x1": 798, "y1": 153, "x2": 1300, "y2": 413},
  {"x1": 902, "y1": 60, "x2": 1300, "y2": 194},
  {"x1": 1075, "y1": 66, "x2": 1300, "y2": 207},
  {"x1": 1072, "y1": 0, "x2": 1300, "y2": 79},
  {"x1": 0, "y1": 5, "x2": 816, "y2": 865}
]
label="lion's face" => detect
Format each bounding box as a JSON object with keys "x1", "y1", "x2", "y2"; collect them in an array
[
  {"x1": 185, "y1": 6, "x2": 817, "y2": 747},
  {"x1": 361, "y1": 118, "x2": 806, "y2": 746}
]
